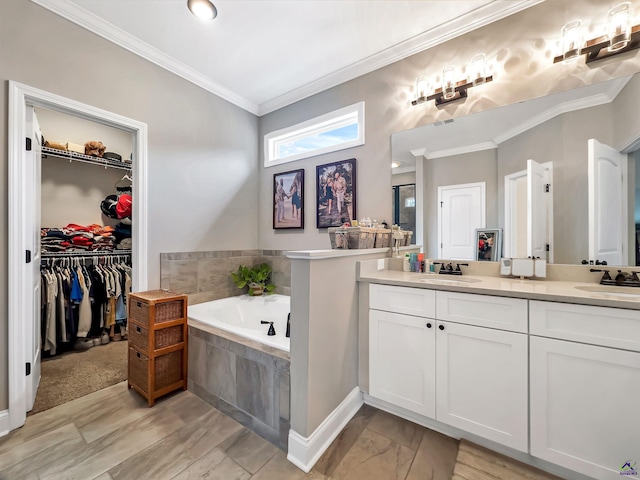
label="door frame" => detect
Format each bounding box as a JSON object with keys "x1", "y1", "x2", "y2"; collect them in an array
[
  {"x1": 6, "y1": 81, "x2": 149, "y2": 434},
  {"x1": 504, "y1": 162, "x2": 554, "y2": 262}
]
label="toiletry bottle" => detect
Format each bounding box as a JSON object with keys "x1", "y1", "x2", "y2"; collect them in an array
[{"x1": 403, "y1": 254, "x2": 410, "y2": 272}]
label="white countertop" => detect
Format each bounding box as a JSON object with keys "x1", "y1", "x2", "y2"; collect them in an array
[{"x1": 357, "y1": 269, "x2": 640, "y2": 310}]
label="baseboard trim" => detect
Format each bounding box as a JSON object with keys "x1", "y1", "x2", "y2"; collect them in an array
[
  {"x1": 287, "y1": 387, "x2": 363, "y2": 473},
  {"x1": 0, "y1": 409, "x2": 10, "y2": 438}
]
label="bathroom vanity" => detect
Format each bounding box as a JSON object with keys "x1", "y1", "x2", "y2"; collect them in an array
[{"x1": 358, "y1": 267, "x2": 640, "y2": 480}]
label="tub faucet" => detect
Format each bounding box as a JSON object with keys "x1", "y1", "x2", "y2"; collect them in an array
[
  {"x1": 286, "y1": 313, "x2": 290, "y2": 338},
  {"x1": 260, "y1": 320, "x2": 276, "y2": 336}
]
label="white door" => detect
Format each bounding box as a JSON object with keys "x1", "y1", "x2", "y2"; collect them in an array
[
  {"x1": 435, "y1": 321, "x2": 528, "y2": 452},
  {"x1": 369, "y1": 310, "x2": 436, "y2": 418},
  {"x1": 588, "y1": 139, "x2": 627, "y2": 265},
  {"x1": 438, "y1": 182, "x2": 485, "y2": 260},
  {"x1": 25, "y1": 107, "x2": 42, "y2": 411},
  {"x1": 527, "y1": 159, "x2": 547, "y2": 259},
  {"x1": 530, "y1": 336, "x2": 640, "y2": 479}
]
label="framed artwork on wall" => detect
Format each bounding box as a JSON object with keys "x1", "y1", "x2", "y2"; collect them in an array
[
  {"x1": 316, "y1": 158, "x2": 356, "y2": 228},
  {"x1": 475, "y1": 228, "x2": 502, "y2": 261},
  {"x1": 273, "y1": 169, "x2": 304, "y2": 229}
]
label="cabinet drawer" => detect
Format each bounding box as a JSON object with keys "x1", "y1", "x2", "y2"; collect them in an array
[
  {"x1": 436, "y1": 291, "x2": 527, "y2": 333},
  {"x1": 369, "y1": 284, "x2": 435, "y2": 318},
  {"x1": 530, "y1": 300, "x2": 640, "y2": 351},
  {"x1": 129, "y1": 323, "x2": 184, "y2": 352}
]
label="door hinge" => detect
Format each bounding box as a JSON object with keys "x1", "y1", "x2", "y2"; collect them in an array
[
  {"x1": 26, "y1": 137, "x2": 32, "y2": 151},
  {"x1": 546, "y1": 243, "x2": 550, "y2": 252},
  {"x1": 440, "y1": 201, "x2": 443, "y2": 207},
  {"x1": 26, "y1": 249, "x2": 32, "y2": 264},
  {"x1": 545, "y1": 184, "x2": 550, "y2": 193},
  {"x1": 26, "y1": 362, "x2": 31, "y2": 376}
]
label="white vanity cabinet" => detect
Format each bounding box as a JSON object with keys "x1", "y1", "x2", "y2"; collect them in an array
[
  {"x1": 529, "y1": 301, "x2": 640, "y2": 480},
  {"x1": 368, "y1": 284, "x2": 529, "y2": 452},
  {"x1": 369, "y1": 284, "x2": 436, "y2": 417}
]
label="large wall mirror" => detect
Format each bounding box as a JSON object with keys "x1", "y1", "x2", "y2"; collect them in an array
[{"x1": 392, "y1": 74, "x2": 640, "y2": 267}]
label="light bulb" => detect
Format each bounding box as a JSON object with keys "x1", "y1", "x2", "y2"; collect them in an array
[
  {"x1": 608, "y1": 2, "x2": 631, "y2": 51},
  {"x1": 442, "y1": 65, "x2": 457, "y2": 100}
]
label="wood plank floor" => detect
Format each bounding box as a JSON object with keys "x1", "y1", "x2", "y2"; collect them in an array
[{"x1": 0, "y1": 383, "x2": 563, "y2": 480}]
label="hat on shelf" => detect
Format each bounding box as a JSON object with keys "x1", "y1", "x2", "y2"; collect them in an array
[
  {"x1": 103, "y1": 152, "x2": 122, "y2": 161},
  {"x1": 116, "y1": 193, "x2": 132, "y2": 219},
  {"x1": 84, "y1": 140, "x2": 106, "y2": 157},
  {"x1": 100, "y1": 194, "x2": 119, "y2": 218}
]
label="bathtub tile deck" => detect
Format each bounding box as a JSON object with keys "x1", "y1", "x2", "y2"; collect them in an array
[{"x1": 2, "y1": 381, "x2": 562, "y2": 480}]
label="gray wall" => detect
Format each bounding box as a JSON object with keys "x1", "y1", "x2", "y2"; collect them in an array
[
  {"x1": 423, "y1": 148, "x2": 498, "y2": 260},
  {"x1": 0, "y1": 0, "x2": 258, "y2": 411},
  {"x1": 392, "y1": 171, "x2": 416, "y2": 187},
  {"x1": 258, "y1": 0, "x2": 640, "y2": 253}
]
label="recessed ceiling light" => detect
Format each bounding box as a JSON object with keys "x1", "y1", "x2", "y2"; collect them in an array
[
  {"x1": 392, "y1": 162, "x2": 400, "y2": 168},
  {"x1": 187, "y1": 0, "x2": 217, "y2": 20}
]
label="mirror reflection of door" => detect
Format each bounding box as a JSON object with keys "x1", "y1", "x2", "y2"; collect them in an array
[
  {"x1": 504, "y1": 161, "x2": 553, "y2": 262},
  {"x1": 588, "y1": 139, "x2": 627, "y2": 266},
  {"x1": 392, "y1": 184, "x2": 416, "y2": 243},
  {"x1": 438, "y1": 182, "x2": 486, "y2": 260}
]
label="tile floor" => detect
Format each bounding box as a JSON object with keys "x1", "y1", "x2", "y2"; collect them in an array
[{"x1": 0, "y1": 382, "x2": 562, "y2": 480}]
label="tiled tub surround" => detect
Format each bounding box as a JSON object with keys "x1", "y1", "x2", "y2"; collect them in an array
[
  {"x1": 160, "y1": 250, "x2": 291, "y2": 305},
  {"x1": 188, "y1": 321, "x2": 290, "y2": 451}
]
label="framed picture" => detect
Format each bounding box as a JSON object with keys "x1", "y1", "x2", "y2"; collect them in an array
[
  {"x1": 273, "y1": 169, "x2": 304, "y2": 229},
  {"x1": 475, "y1": 228, "x2": 502, "y2": 261},
  {"x1": 316, "y1": 158, "x2": 356, "y2": 228}
]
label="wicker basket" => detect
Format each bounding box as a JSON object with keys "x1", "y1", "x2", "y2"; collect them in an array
[
  {"x1": 130, "y1": 323, "x2": 184, "y2": 351},
  {"x1": 374, "y1": 228, "x2": 391, "y2": 248},
  {"x1": 129, "y1": 348, "x2": 183, "y2": 394},
  {"x1": 404, "y1": 231, "x2": 414, "y2": 246},
  {"x1": 129, "y1": 290, "x2": 186, "y2": 326},
  {"x1": 347, "y1": 227, "x2": 376, "y2": 249}
]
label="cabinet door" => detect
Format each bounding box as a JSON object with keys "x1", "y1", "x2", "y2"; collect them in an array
[
  {"x1": 370, "y1": 284, "x2": 435, "y2": 318},
  {"x1": 530, "y1": 336, "x2": 640, "y2": 480},
  {"x1": 369, "y1": 310, "x2": 435, "y2": 418},
  {"x1": 435, "y1": 321, "x2": 528, "y2": 452}
]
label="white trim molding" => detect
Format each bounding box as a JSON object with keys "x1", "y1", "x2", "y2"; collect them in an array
[
  {"x1": 7, "y1": 81, "x2": 149, "y2": 434},
  {"x1": 30, "y1": 0, "x2": 542, "y2": 116},
  {"x1": 287, "y1": 387, "x2": 363, "y2": 473}
]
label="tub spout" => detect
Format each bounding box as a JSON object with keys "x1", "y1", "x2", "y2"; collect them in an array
[
  {"x1": 260, "y1": 320, "x2": 276, "y2": 336},
  {"x1": 286, "y1": 313, "x2": 290, "y2": 338}
]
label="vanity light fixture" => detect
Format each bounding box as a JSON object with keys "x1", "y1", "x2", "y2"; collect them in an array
[
  {"x1": 553, "y1": 2, "x2": 639, "y2": 64},
  {"x1": 187, "y1": 0, "x2": 217, "y2": 20},
  {"x1": 411, "y1": 53, "x2": 492, "y2": 107}
]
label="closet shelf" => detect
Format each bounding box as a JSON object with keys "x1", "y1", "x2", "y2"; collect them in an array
[
  {"x1": 41, "y1": 250, "x2": 132, "y2": 258},
  {"x1": 42, "y1": 146, "x2": 132, "y2": 171}
]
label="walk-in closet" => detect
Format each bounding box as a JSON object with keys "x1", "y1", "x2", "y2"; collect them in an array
[{"x1": 33, "y1": 107, "x2": 135, "y2": 413}]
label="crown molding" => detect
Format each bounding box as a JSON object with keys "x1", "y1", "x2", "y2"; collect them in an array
[
  {"x1": 257, "y1": 0, "x2": 544, "y2": 115},
  {"x1": 30, "y1": 0, "x2": 542, "y2": 117},
  {"x1": 427, "y1": 141, "x2": 498, "y2": 160},
  {"x1": 30, "y1": 0, "x2": 260, "y2": 115},
  {"x1": 492, "y1": 75, "x2": 631, "y2": 145}
]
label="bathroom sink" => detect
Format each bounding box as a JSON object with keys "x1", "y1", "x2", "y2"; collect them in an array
[
  {"x1": 574, "y1": 285, "x2": 640, "y2": 299},
  {"x1": 419, "y1": 277, "x2": 482, "y2": 287}
]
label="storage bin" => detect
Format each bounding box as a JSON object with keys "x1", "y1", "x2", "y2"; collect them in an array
[
  {"x1": 374, "y1": 228, "x2": 391, "y2": 248},
  {"x1": 347, "y1": 226, "x2": 376, "y2": 249},
  {"x1": 128, "y1": 290, "x2": 188, "y2": 406},
  {"x1": 128, "y1": 348, "x2": 184, "y2": 395}
]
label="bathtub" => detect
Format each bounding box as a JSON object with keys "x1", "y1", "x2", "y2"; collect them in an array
[{"x1": 187, "y1": 294, "x2": 290, "y2": 352}]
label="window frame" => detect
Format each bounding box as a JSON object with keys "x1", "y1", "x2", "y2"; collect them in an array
[{"x1": 264, "y1": 102, "x2": 365, "y2": 167}]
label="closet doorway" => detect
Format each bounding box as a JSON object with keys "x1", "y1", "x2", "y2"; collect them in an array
[{"x1": 6, "y1": 82, "x2": 148, "y2": 435}]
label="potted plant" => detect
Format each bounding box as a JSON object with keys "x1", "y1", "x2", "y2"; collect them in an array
[{"x1": 231, "y1": 263, "x2": 276, "y2": 296}]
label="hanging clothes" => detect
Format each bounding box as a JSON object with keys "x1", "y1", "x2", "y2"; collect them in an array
[{"x1": 40, "y1": 254, "x2": 131, "y2": 356}]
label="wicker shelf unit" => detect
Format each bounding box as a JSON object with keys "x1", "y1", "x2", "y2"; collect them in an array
[{"x1": 127, "y1": 289, "x2": 188, "y2": 406}]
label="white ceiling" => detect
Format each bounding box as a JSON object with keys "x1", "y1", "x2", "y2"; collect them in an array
[{"x1": 32, "y1": 0, "x2": 542, "y2": 115}]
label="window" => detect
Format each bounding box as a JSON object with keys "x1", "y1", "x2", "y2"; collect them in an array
[{"x1": 264, "y1": 102, "x2": 364, "y2": 167}]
